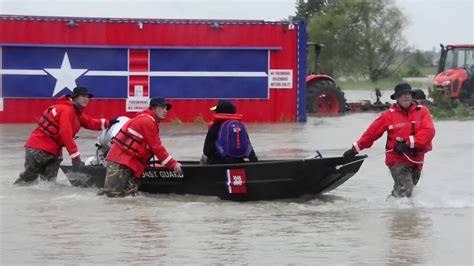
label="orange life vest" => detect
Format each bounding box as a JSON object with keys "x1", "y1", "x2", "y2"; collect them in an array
[
  {"x1": 111, "y1": 114, "x2": 155, "y2": 159},
  {"x1": 38, "y1": 106, "x2": 61, "y2": 137}
]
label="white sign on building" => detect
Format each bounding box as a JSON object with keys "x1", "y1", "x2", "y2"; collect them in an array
[
  {"x1": 126, "y1": 85, "x2": 149, "y2": 112},
  {"x1": 269, "y1": 69, "x2": 293, "y2": 89}
]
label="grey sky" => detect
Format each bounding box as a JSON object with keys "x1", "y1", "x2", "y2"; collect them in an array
[
  {"x1": 1, "y1": 0, "x2": 472, "y2": 51},
  {"x1": 396, "y1": 0, "x2": 473, "y2": 51}
]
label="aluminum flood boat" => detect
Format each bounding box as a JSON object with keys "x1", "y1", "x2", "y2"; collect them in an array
[{"x1": 60, "y1": 155, "x2": 366, "y2": 201}]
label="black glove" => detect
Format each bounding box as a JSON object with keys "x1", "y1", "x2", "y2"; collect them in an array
[
  {"x1": 72, "y1": 157, "x2": 84, "y2": 169},
  {"x1": 394, "y1": 141, "x2": 409, "y2": 155},
  {"x1": 343, "y1": 148, "x2": 357, "y2": 158},
  {"x1": 109, "y1": 117, "x2": 119, "y2": 127}
]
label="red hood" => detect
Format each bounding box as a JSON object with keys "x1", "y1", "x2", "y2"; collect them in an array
[
  {"x1": 389, "y1": 102, "x2": 418, "y2": 112},
  {"x1": 56, "y1": 95, "x2": 85, "y2": 114},
  {"x1": 57, "y1": 95, "x2": 74, "y2": 105},
  {"x1": 434, "y1": 68, "x2": 468, "y2": 84},
  {"x1": 136, "y1": 108, "x2": 160, "y2": 122}
]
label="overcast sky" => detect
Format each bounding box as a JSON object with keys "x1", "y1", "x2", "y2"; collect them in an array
[{"x1": 1, "y1": 0, "x2": 472, "y2": 51}]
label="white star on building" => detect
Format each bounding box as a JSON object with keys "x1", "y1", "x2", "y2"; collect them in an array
[{"x1": 44, "y1": 52, "x2": 88, "y2": 97}]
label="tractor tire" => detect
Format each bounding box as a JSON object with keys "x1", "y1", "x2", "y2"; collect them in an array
[{"x1": 306, "y1": 80, "x2": 347, "y2": 114}]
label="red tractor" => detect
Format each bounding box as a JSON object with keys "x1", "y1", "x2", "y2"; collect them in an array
[
  {"x1": 306, "y1": 43, "x2": 347, "y2": 114},
  {"x1": 431, "y1": 44, "x2": 474, "y2": 106}
]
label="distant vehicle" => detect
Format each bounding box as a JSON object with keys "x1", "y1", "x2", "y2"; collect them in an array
[
  {"x1": 431, "y1": 44, "x2": 474, "y2": 106},
  {"x1": 305, "y1": 43, "x2": 390, "y2": 114},
  {"x1": 305, "y1": 43, "x2": 347, "y2": 114}
]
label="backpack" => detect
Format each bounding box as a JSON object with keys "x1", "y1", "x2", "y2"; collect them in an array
[{"x1": 216, "y1": 120, "x2": 252, "y2": 159}]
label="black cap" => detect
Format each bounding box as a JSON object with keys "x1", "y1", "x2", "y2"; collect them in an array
[
  {"x1": 210, "y1": 100, "x2": 236, "y2": 114},
  {"x1": 150, "y1": 98, "x2": 172, "y2": 110},
  {"x1": 413, "y1": 89, "x2": 426, "y2": 100},
  {"x1": 390, "y1": 83, "x2": 416, "y2": 100},
  {"x1": 71, "y1": 86, "x2": 93, "y2": 98}
]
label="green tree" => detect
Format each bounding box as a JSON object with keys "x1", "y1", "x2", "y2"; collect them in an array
[
  {"x1": 307, "y1": 0, "x2": 407, "y2": 82},
  {"x1": 294, "y1": 0, "x2": 330, "y2": 20},
  {"x1": 411, "y1": 50, "x2": 430, "y2": 66}
]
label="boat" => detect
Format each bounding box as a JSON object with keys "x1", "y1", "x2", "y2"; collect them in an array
[
  {"x1": 60, "y1": 116, "x2": 367, "y2": 201},
  {"x1": 60, "y1": 155, "x2": 366, "y2": 201}
]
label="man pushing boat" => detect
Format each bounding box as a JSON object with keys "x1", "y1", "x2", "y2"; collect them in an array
[
  {"x1": 14, "y1": 86, "x2": 118, "y2": 185},
  {"x1": 98, "y1": 98, "x2": 183, "y2": 197},
  {"x1": 343, "y1": 83, "x2": 435, "y2": 198}
]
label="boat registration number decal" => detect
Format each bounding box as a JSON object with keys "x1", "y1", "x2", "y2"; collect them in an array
[{"x1": 226, "y1": 169, "x2": 247, "y2": 194}]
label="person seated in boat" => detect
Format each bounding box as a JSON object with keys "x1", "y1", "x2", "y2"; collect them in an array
[
  {"x1": 13, "y1": 86, "x2": 119, "y2": 185},
  {"x1": 343, "y1": 83, "x2": 435, "y2": 198},
  {"x1": 99, "y1": 98, "x2": 183, "y2": 197},
  {"x1": 202, "y1": 100, "x2": 258, "y2": 164}
]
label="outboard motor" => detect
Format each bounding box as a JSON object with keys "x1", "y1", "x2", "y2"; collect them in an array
[
  {"x1": 98, "y1": 116, "x2": 130, "y2": 150},
  {"x1": 85, "y1": 116, "x2": 130, "y2": 166}
]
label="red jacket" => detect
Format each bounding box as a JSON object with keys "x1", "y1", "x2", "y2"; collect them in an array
[
  {"x1": 106, "y1": 108, "x2": 177, "y2": 178},
  {"x1": 353, "y1": 103, "x2": 435, "y2": 170},
  {"x1": 25, "y1": 95, "x2": 108, "y2": 158}
]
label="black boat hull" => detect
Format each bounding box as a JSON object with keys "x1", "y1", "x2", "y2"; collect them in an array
[{"x1": 60, "y1": 156, "x2": 366, "y2": 201}]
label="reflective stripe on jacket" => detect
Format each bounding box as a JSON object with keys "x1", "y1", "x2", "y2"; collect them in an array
[
  {"x1": 25, "y1": 95, "x2": 108, "y2": 158},
  {"x1": 106, "y1": 108, "x2": 177, "y2": 178},
  {"x1": 353, "y1": 103, "x2": 435, "y2": 170}
]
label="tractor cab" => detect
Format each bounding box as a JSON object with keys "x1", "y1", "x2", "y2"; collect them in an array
[{"x1": 432, "y1": 44, "x2": 474, "y2": 105}]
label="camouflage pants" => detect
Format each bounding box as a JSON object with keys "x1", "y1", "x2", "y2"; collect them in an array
[
  {"x1": 14, "y1": 147, "x2": 63, "y2": 185},
  {"x1": 390, "y1": 163, "x2": 421, "y2": 198},
  {"x1": 98, "y1": 160, "x2": 139, "y2": 197}
]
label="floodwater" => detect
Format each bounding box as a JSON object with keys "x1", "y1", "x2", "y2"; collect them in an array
[{"x1": 1, "y1": 91, "x2": 473, "y2": 264}]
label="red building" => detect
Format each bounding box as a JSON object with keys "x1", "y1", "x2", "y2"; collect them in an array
[{"x1": 0, "y1": 15, "x2": 307, "y2": 123}]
